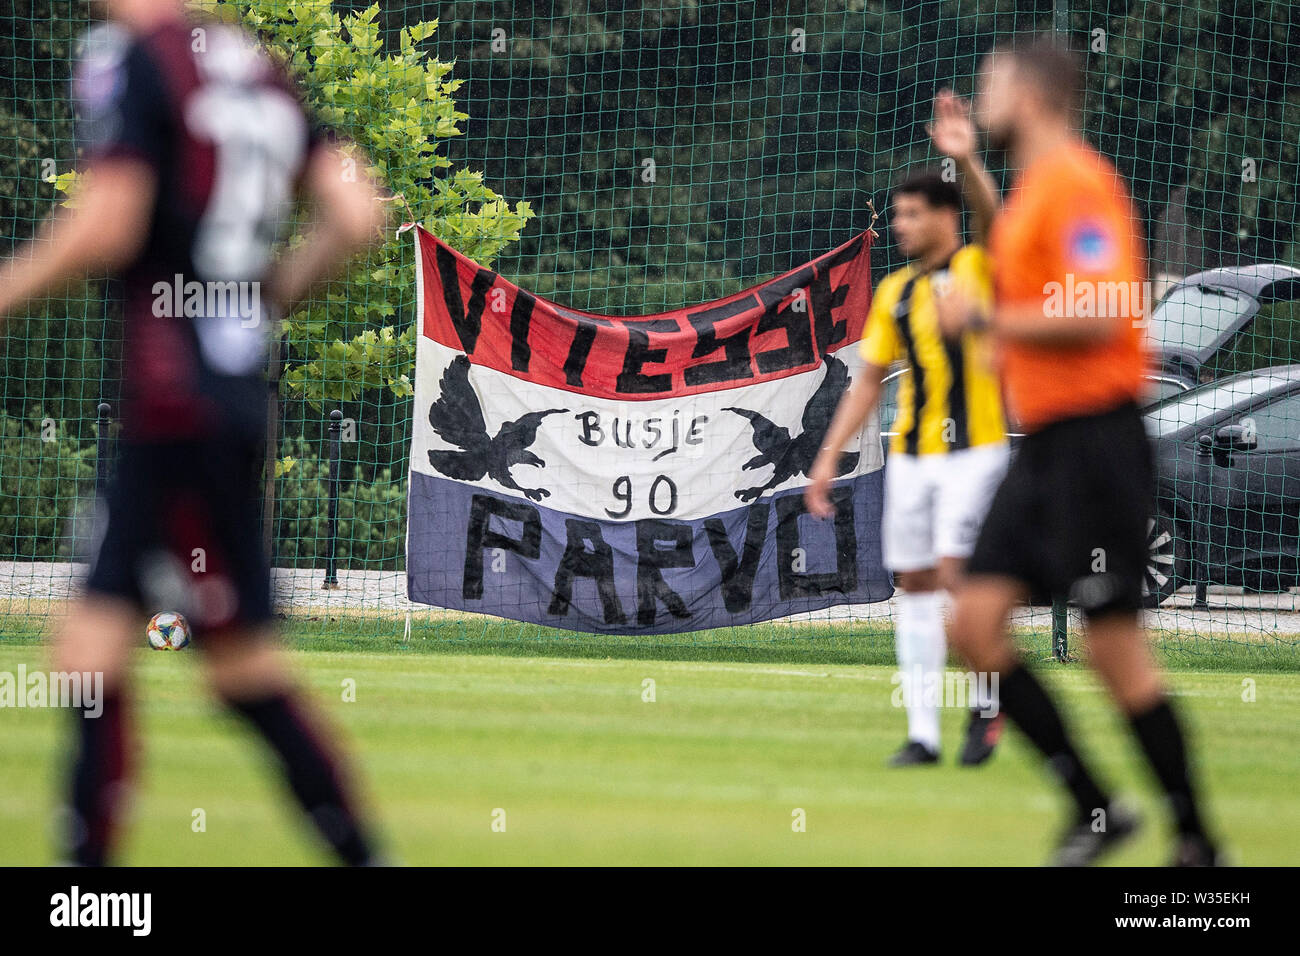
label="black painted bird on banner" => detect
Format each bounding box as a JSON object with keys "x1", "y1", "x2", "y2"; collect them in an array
[
  {"x1": 724, "y1": 354, "x2": 860, "y2": 502},
  {"x1": 426, "y1": 355, "x2": 568, "y2": 501}
]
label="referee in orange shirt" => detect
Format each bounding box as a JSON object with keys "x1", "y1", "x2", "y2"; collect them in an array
[{"x1": 938, "y1": 36, "x2": 1221, "y2": 866}]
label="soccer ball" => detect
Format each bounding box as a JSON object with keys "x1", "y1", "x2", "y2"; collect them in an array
[{"x1": 146, "y1": 611, "x2": 192, "y2": 651}]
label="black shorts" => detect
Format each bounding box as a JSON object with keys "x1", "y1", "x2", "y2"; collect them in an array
[
  {"x1": 967, "y1": 402, "x2": 1154, "y2": 618},
  {"x1": 85, "y1": 433, "x2": 273, "y2": 635}
]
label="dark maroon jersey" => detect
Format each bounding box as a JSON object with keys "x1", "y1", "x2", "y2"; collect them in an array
[{"x1": 73, "y1": 17, "x2": 322, "y2": 440}]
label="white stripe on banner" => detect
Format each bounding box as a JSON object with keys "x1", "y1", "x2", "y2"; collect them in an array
[{"x1": 410, "y1": 335, "x2": 884, "y2": 523}]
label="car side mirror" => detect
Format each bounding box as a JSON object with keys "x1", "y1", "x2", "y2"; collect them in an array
[{"x1": 1215, "y1": 424, "x2": 1257, "y2": 452}]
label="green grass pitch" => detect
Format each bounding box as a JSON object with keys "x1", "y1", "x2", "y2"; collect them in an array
[{"x1": 1, "y1": 628, "x2": 1297, "y2": 865}]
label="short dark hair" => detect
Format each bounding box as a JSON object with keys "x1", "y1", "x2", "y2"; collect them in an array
[
  {"x1": 996, "y1": 33, "x2": 1083, "y2": 119},
  {"x1": 892, "y1": 170, "x2": 963, "y2": 213}
]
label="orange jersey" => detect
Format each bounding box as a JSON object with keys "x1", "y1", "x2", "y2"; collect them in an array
[{"x1": 989, "y1": 140, "x2": 1148, "y2": 432}]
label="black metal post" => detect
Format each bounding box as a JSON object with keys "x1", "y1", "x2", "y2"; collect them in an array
[
  {"x1": 1051, "y1": 595, "x2": 1069, "y2": 662},
  {"x1": 1193, "y1": 438, "x2": 1213, "y2": 608},
  {"x1": 1039, "y1": 0, "x2": 1073, "y2": 662},
  {"x1": 323, "y1": 409, "x2": 342, "y2": 589},
  {"x1": 95, "y1": 402, "x2": 112, "y2": 492}
]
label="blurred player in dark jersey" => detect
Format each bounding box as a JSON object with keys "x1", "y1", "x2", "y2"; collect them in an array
[
  {"x1": 939, "y1": 35, "x2": 1221, "y2": 866},
  {"x1": 0, "y1": 0, "x2": 386, "y2": 864}
]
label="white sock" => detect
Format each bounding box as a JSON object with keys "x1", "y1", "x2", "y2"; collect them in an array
[{"x1": 895, "y1": 590, "x2": 946, "y2": 752}]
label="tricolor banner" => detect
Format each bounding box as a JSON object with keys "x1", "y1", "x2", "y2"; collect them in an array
[{"x1": 406, "y1": 225, "x2": 892, "y2": 633}]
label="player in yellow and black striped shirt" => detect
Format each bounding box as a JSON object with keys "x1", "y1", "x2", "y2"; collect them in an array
[
  {"x1": 862, "y1": 242, "x2": 1006, "y2": 456},
  {"x1": 808, "y1": 110, "x2": 1010, "y2": 767}
]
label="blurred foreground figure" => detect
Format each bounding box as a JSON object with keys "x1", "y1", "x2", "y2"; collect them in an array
[
  {"x1": 939, "y1": 35, "x2": 1222, "y2": 866},
  {"x1": 808, "y1": 160, "x2": 1008, "y2": 768},
  {"x1": 0, "y1": 0, "x2": 385, "y2": 864}
]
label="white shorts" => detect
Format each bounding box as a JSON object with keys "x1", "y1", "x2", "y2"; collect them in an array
[{"x1": 881, "y1": 443, "x2": 1010, "y2": 572}]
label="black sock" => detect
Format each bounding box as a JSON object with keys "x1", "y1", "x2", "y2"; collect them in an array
[
  {"x1": 228, "y1": 691, "x2": 376, "y2": 865},
  {"x1": 68, "y1": 690, "x2": 130, "y2": 866},
  {"x1": 1129, "y1": 697, "x2": 1209, "y2": 841},
  {"x1": 998, "y1": 664, "x2": 1110, "y2": 822}
]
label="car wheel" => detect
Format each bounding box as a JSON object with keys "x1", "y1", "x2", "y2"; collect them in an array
[{"x1": 1141, "y1": 508, "x2": 1186, "y2": 608}]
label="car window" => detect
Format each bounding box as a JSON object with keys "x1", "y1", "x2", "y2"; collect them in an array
[
  {"x1": 1208, "y1": 299, "x2": 1300, "y2": 379},
  {"x1": 1147, "y1": 285, "x2": 1251, "y2": 354},
  {"x1": 1235, "y1": 394, "x2": 1300, "y2": 451},
  {"x1": 1144, "y1": 374, "x2": 1290, "y2": 437}
]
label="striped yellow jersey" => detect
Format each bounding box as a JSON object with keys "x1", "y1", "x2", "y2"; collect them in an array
[{"x1": 860, "y1": 244, "x2": 1006, "y2": 455}]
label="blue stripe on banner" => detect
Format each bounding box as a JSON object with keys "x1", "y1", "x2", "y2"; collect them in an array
[{"x1": 407, "y1": 469, "x2": 892, "y2": 634}]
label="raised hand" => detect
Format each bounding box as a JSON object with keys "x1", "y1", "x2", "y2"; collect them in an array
[{"x1": 927, "y1": 88, "x2": 977, "y2": 162}]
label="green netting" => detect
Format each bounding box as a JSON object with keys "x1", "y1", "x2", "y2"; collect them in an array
[{"x1": 1, "y1": 1, "x2": 1298, "y2": 659}]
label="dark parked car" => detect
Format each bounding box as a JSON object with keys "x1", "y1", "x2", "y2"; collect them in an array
[
  {"x1": 1147, "y1": 264, "x2": 1300, "y2": 386},
  {"x1": 1143, "y1": 365, "x2": 1300, "y2": 605},
  {"x1": 875, "y1": 364, "x2": 1300, "y2": 607}
]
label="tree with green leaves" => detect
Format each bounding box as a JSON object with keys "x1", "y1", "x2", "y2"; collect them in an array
[{"x1": 198, "y1": 0, "x2": 533, "y2": 409}]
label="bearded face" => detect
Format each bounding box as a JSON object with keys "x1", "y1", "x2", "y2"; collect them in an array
[{"x1": 975, "y1": 55, "x2": 1023, "y2": 155}]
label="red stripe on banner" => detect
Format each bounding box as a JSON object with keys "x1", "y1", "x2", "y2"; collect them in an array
[{"x1": 415, "y1": 226, "x2": 874, "y2": 400}]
